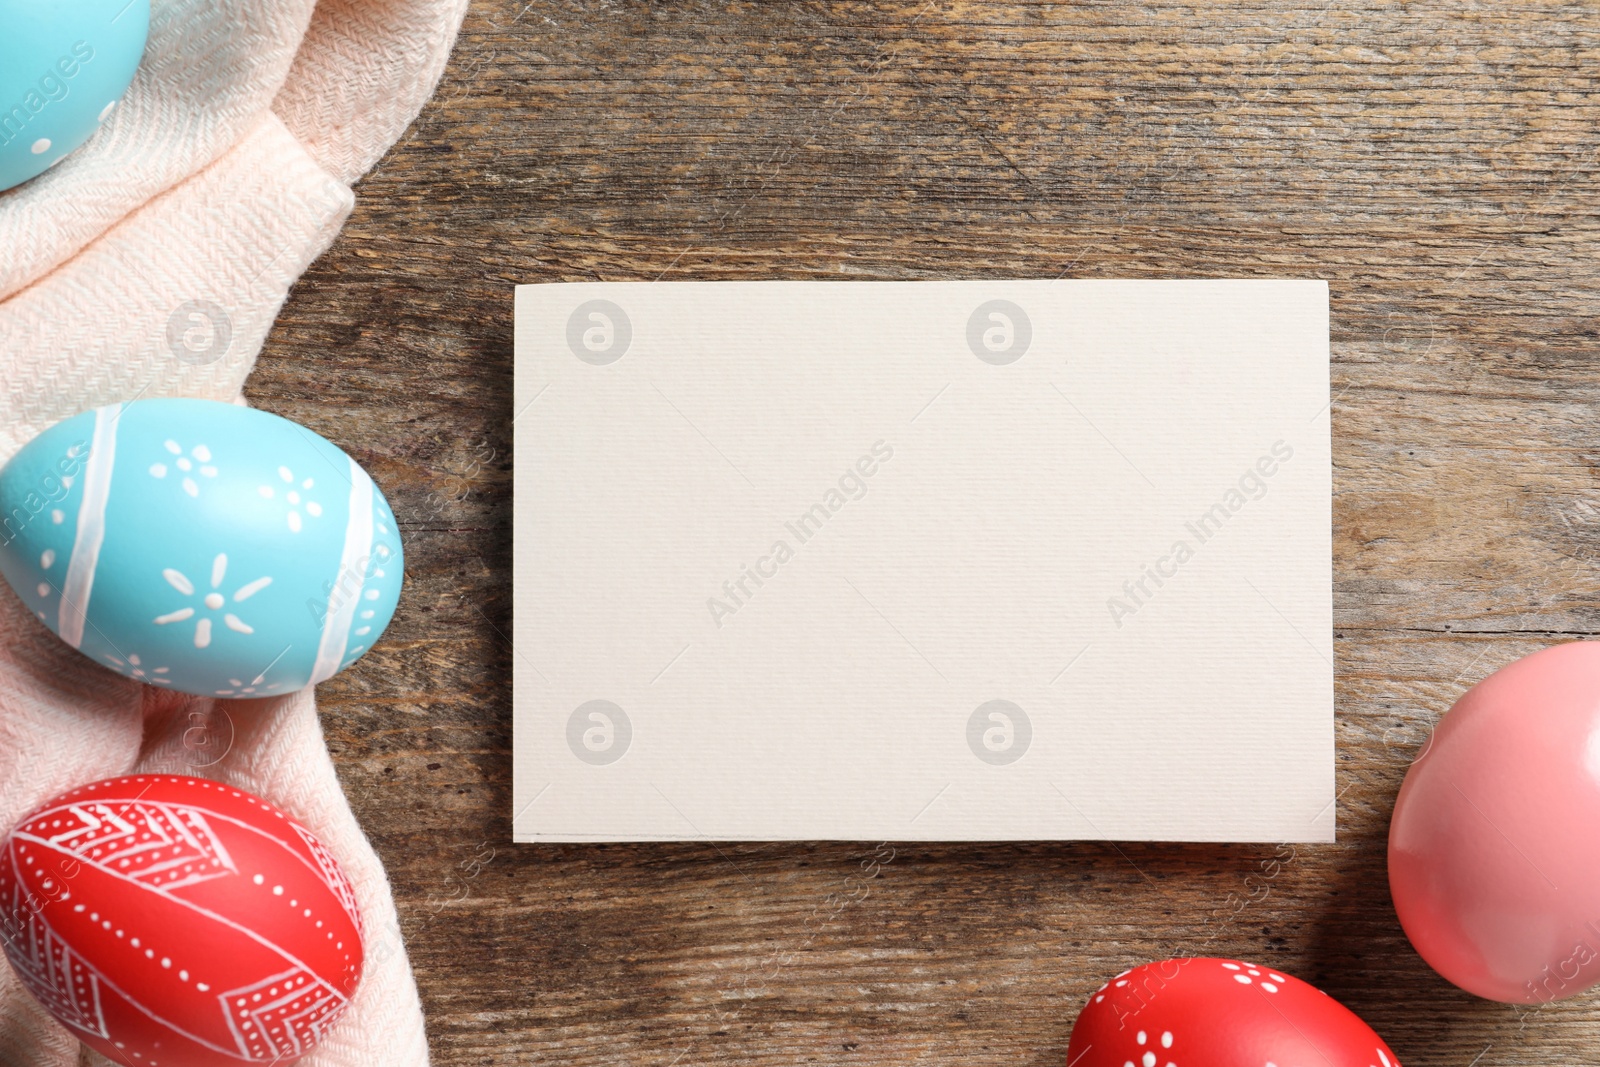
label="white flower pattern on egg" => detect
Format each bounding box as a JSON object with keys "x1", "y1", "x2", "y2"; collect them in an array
[
  {"x1": 212, "y1": 652, "x2": 296, "y2": 698},
  {"x1": 257, "y1": 466, "x2": 323, "y2": 533},
  {"x1": 151, "y1": 553, "x2": 273, "y2": 649},
  {"x1": 1221, "y1": 961, "x2": 1283, "y2": 993},
  {"x1": 1121, "y1": 1027, "x2": 1177, "y2": 1067},
  {"x1": 148, "y1": 440, "x2": 219, "y2": 498},
  {"x1": 102, "y1": 652, "x2": 171, "y2": 685}
]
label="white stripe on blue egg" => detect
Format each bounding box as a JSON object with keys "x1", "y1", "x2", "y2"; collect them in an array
[
  {"x1": 58, "y1": 402, "x2": 120, "y2": 648},
  {"x1": 312, "y1": 458, "x2": 374, "y2": 685}
]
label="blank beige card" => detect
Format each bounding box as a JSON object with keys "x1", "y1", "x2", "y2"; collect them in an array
[{"x1": 512, "y1": 280, "x2": 1332, "y2": 843}]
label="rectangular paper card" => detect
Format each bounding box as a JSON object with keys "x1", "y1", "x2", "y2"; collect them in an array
[{"x1": 513, "y1": 280, "x2": 1332, "y2": 843}]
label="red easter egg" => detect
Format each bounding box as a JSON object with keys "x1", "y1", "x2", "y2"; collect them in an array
[
  {"x1": 1067, "y1": 958, "x2": 1401, "y2": 1067},
  {"x1": 0, "y1": 775, "x2": 364, "y2": 1066}
]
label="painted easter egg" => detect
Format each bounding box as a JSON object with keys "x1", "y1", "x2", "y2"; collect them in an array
[
  {"x1": 0, "y1": 0, "x2": 149, "y2": 193},
  {"x1": 0, "y1": 398, "x2": 403, "y2": 697},
  {"x1": 1067, "y1": 958, "x2": 1402, "y2": 1067},
  {"x1": 0, "y1": 774, "x2": 364, "y2": 1066},
  {"x1": 1389, "y1": 640, "x2": 1600, "y2": 1003}
]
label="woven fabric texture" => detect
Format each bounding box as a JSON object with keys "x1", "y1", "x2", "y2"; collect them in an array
[{"x1": 0, "y1": 0, "x2": 470, "y2": 1063}]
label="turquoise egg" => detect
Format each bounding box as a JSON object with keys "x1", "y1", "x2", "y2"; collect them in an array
[
  {"x1": 0, "y1": 0, "x2": 149, "y2": 193},
  {"x1": 0, "y1": 399, "x2": 404, "y2": 697}
]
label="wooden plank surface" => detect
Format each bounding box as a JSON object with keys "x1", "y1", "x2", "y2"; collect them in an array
[{"x1": 252, "y1": 1, "x2": 1600, "y2": 1062}]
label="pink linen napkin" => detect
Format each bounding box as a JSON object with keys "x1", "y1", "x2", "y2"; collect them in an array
[{"x1": 0, "y1": 0, "x2": 470, "y2": 1063}]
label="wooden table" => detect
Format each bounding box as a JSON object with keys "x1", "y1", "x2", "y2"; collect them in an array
[{"x1": 252, "y1": 2, "x2": 1600, "y2": 1062}]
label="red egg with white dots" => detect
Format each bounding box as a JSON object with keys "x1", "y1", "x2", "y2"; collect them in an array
[
  {"x1": 0, "y1": 775, "x2": 364, "y2": 1066},
  {"x1": 1067, "y1": 958, "x2": 1401, "y2": 1067}
]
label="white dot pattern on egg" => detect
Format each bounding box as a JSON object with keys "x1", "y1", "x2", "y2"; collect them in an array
[
  {"x1": 0, "y1": 0, "x2": 151, "y2": 193},
  {"x1": 1221, "y1": 961, "x2": 1285, "y2": 993},
  {"x1": 0, "y1": 399, "x2": 404, "y2": 696},
  {"x1": 1120, "y1": 1027, "x2": 1178, "y2": 1067},
  {"x1": 1070, "y1": 959, "x2": 1404, "y2": 1067}
]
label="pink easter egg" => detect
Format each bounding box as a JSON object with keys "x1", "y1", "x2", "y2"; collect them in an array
[{"x1": 1389, "y1": 640, "x2": 1600, "y2": 1002}]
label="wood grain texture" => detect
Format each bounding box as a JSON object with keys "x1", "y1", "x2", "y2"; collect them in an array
[{"x1": 250, "y1": 1, "x2": 1600, "y2": 1062}]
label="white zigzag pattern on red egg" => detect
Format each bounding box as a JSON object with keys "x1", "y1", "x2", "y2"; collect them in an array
[
  {"x1": 26, "y1": 800, "x2": 239, "y2": 889},
  {"x1": 292, "y1": 821, "x2": 363, "y2": 936},
  {"x1": 221, "y1": 966, "x2": 349, "y2": 1059},
  {"x1": 0, "y1": 865, "x2": 109, "y2": 1041},
  {"x1": 0, "y1": 799, "x2": 241, "y2": 1047}
]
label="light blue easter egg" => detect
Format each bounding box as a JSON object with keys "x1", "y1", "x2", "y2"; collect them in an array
[
  {"x1": 0, "y1": 0, "x2": 149, "y2": 193},
  {"x1": 0, "y1": 399, "x2": 404, "y2": 697}
]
